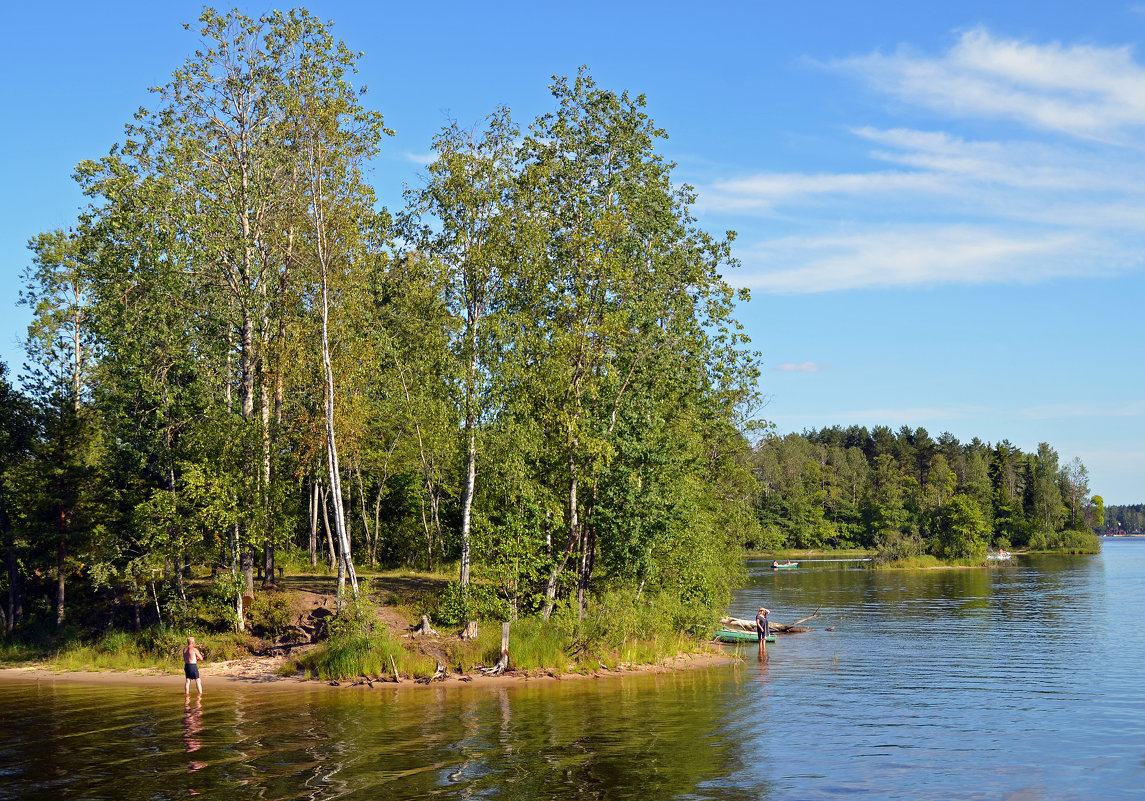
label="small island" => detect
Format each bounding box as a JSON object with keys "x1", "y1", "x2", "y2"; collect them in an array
[{"x1": 0, "y1": 7, "x2": 1103, "y2": 681}]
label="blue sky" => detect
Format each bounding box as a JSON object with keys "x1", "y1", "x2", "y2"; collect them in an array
[{"x1": 2, "y1": 1, "x2": 1142, "y2": 503}]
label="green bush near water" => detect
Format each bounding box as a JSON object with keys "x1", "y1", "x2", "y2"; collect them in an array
[{"x1": 1026, "y1": 527, "x2": 1100, "y2": 554}]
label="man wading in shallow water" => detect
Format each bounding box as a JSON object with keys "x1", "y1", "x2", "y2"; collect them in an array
[
  {"x1": 756, "y1": 607, "x2": 770, "y2": 659},
  {"x1": 183, "y1": 637, "x2": 204, "y2": 695}
]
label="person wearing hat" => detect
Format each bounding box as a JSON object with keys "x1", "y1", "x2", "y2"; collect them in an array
[{"x1": 755, "y1": 607, "x2": 770, "y2": 643}]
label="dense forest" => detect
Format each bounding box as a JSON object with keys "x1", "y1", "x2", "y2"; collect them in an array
[
  {"x1": 749, "y1": 426, "x2": 1101, "y2": 559},
  {"x1": 1102, "y1": 505, "x2": 1145, "y2": 534},
  {"x1": 0, "y1": 9, "x2": 1106, "y2": 646}
]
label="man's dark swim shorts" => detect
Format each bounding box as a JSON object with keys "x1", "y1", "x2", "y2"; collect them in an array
[{"x1": 184, "y1": 663, "x2": 200, "y2": 680}]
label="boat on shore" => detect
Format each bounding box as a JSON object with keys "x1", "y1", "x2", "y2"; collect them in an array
[{"x1": 714, "y1": 628, "x2": 775, "y2": 644}]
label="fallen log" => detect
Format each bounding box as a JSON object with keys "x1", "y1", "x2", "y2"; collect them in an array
[
  {"x1": 720, "y1": 615, "x2": 812, "y2": 634},
  {"x1": 769, "y1": 623, "x2": 811, "y2": 633}
]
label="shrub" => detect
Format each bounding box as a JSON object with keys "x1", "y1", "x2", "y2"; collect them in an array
[
  {"x1": 434, "y1": 581, "x2": 510, "y2": 627},
  {"x1": 247, "y1": 592, "x2": 293, "y2": 638},
  {"x1": 873, "y1": 529, "x2": 923, "y2": 564}
]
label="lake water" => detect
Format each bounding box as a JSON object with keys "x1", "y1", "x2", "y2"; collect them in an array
[{"x1": 3, "y1": 538, "x2": 1144, "y2": 800}]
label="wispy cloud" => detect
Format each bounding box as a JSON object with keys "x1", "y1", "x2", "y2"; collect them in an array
[
  {"x1": 704, "y1": 170, "x2": 949, "y2": 212},
  {"x1": 1020, "y1": 400, "x2": 1145, "y2": 420},
  {"x1": 701, "y1": 28, "x2": 1145, "y2": 293},
  {"x1": 402, "y1": 151, "x2": 436, "y2": 165},
  {"x1": 735, "y1": 226, "x2": 1096, "y2": 293},
  {"x1": 773, "y1": 361, "x2": 828, "y2": 373},
  {"x1": 839, "y1": 28, "x2": 1145, "y2": 141}
]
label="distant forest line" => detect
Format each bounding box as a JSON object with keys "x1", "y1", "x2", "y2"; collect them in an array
[
  {"x1": 749, "y1": 425, "x2": 1101, "y2": 559},
  {"x1": 1102, "y1": 505, "x2": 1145, "y2": 534}
]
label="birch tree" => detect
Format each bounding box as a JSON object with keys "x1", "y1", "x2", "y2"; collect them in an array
[
  {"x1": 519, "y1": 70, "x2": 753, "y2": 619},
  {"x1": 277, "y1": 8, "x2": 392, "y2": 602},
  {"x1": 404, "y1": 107, "x2": 519, "y2": 590}
]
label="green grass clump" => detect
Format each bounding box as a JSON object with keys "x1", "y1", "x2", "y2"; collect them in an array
[
  {"x1": 52, "y1": 631, "x2": 166, "y2": 673},
  {"x1": 0, "y1": 639, "x2": 45, "y2": 666},
  {"x1": 35, "y1": 627, "x2": 253, "y2": 674},
  {"x1": 872, "y1": 554, "x2": 990, "y2": 569},
  {"x1": 285, "y1": 630, "x2": 438, "y2": 680},
  {"x1": 481, "y1": 618, "x2": 569, "y2": 673},
  {"x1": 872, "y1": 554, "x2": 942, "y2": 569}
]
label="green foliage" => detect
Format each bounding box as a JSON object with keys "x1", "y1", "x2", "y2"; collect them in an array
[
  {"x1": 757, "y1": 428, "x2": 1098, "y2": 558},
  {"x1": 434, "y1": 581, "x2": 509, "y2": 628},
  {"x1": 246, "y1": 592, "x2": 293, "y2": 638},
  {"x1": 1026, "y1": 527, "x2": 1100, "y2": 553},
  {"x1": 931, "y1": 495, "x2": 990, "y2": 560},
  {"x1": 1103, "y1": 503, "x2": 1145, "y2": 533},
  {"x1": 873, "y1": 529, "x2": 924, "y2": 564}
]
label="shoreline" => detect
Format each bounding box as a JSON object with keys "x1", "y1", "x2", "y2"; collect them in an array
[{"x1": 0, "y1": 648, "x2": 736, "y2": 693}]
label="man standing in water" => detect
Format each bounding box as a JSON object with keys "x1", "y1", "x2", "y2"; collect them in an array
[{"x1": 183, "y1": 637, "x2": 204, "y2": 695}]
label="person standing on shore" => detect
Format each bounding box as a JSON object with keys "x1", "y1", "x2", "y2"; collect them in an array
[{"x1": 183, "y1": 637, "x2": 204, "y2": 696}]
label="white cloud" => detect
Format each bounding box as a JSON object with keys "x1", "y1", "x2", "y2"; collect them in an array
[
  {"x1": 699, "y1": 126, "x2": 1145, "y2": 218},
  {"x1": 734, "y1": 226, "x2": 1093, "y2": 293},
  {"x1": 773, "y1": 361, "x2": 828, "y2": 373},
  {"x1": 698, "y1": 29, "x2": 1145, "y2": 293},
  {"x1": 840, "y1": 28, "x2": 1145, "y2": 141},
  {"x1": 703, "y1": 169, "x2": 949, "y2": 212}
]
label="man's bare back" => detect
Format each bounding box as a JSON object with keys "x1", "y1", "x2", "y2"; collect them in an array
[{"x1": 183, "y1": 637, "x2": 204, "y2": 695}]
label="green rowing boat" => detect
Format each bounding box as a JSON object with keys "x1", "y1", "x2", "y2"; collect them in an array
[
  {"x1": 771, "y1": 561, "x2": 799, "y2": 569},
  {"x1": 714, "y1": 628, "x2": 775, "y2": 644}
]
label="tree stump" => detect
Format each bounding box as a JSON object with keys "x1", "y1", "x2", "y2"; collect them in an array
[{"x1": 482, "y1": 622, "x2": 510, "y2": 675}]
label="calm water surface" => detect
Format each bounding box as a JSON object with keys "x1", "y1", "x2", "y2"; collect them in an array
[{"x1": 4, "y1": 538, "x2": 1144, "y2": 800}]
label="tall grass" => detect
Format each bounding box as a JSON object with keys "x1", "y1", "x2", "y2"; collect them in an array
[
  {"x1": 10, "y1": 627, "x2": 254, "y2": 673},
  {"x1": 480, "y1": 619, "x2": 569, "y2": 672},
  {"x1": 284, "y1": 630, "x2": 438, "y2": 680},
  {"x1": 280, "y1": 587, "x2": 714, "y2": 682},
  {"x1": 0, "y1": 639, "x2": 43, "y2": 666}
]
